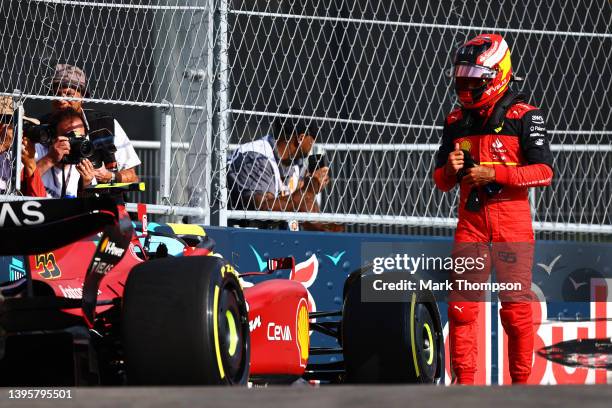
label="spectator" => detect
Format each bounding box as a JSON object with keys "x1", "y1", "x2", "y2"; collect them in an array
[
  {"x1": 0, "y1": 95, "x2": 45, "y2": 196},
  {"x1": 21, "y1": 133, "x2": 46, "y2": 197},
  {"x1": 35, "y1": 108, "x2": 96, "y2": 198},
  {"x1": 0, "y1": 98, "x2": 13, "y2": 193},
  {"x1": 37, "y1": 64, "x2": 140, "y2": 184},
  {"x1": 227, "y1": 113, "x2": 340, "y2": 231}
]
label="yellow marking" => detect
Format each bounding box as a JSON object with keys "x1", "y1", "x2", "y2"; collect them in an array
[
  {"x1": 220, "y1": 264, "x2": 236, "y2": 278},
  {"x1": 213, "y1": 285, "x2": 225, "y2": 379},
  {"x1": 297, "y1": 304, "x2": 310, "y2": 361},
  {"x1": 424, "y1": 322, "x2": 434, "y2": 365},
  {"x1": 498, "y1": 50, "x2": 512, "y2": 77},
  {"x1": 222, "y1": 263, "x2": 242, "y2": 289},
  {"x1": 226, "y1": 311, "x2": 238, "y2": 357},
  {"x1": 93, "y1": 182, "x2": 145, "y2": 191},
  {"x1": 459, "y1": 140, "x2": 472, "y2": 152},
  {"x1": 100, "y1": 237, "x2": 109, "y2": 252},
  {"x1": 494, "y1": 124, "x2": 503, "y2": 133},
  {"x1": 410, "y1": 292, "x2": 420, "y2": 378},
  {"x1": 167, "y1": 223, "x2": 206, "y2": 236},
  {"x1": 492, "y1": 50, "x2": 512, "y2": 97},
  {"x1": 480, "y1": 162, "x2": 518, "y2": 166}
]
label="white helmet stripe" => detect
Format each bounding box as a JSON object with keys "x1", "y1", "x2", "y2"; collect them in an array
[{"x1": 481, "y1": 39, "x2": 508, "y2": 68}]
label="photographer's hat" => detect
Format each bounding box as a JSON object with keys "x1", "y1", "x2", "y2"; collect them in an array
[
  {"x1": 52, "y1": 64, "x2": 88, "y2": 96},
  {"x1": 0, "y1": 96, "x2": 40, "y2": 124}
]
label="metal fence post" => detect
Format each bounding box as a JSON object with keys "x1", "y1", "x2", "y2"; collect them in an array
[
  {"x1": 529, "y1": 189, "x2": 536, "y2": 222},
  {"x1": 159, "y1": 104, "x2": 172, "y2": 204},
  {"x1": 211, "y1": 0, "x2": 229, "y2": 227},
  {"x1": 13, "y1": 94, "x2": 24, "y2": 193},
  {"x1": 201, "y1": 0, "x2": 216, "y2": 226}
]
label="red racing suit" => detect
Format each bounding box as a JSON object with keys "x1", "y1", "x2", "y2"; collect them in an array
[
  {"x1": 21, "y1": 168, "x2": 47, "y2": 197},
  {"x1": 433, "y1": 92, "x2": 553, "y2": 384}
]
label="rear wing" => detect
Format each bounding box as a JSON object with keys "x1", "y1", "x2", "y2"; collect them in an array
[
  {"x1": 0, "y1": 196, "x2": 120, "y2": 255},
  {"x1": 240, "y1": 256, "x2": 295, "y2": 277},
  {"x1": 0, "y1": 193, "x2": 135, "y2": 325}
]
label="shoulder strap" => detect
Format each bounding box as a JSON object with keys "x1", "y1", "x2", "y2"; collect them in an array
[
  {"x1": 486, "y1": 91, "x2": 527, "y2": 131},
  {"x1": 84, "y1": 111, "x2": 115, "y2": 138}
]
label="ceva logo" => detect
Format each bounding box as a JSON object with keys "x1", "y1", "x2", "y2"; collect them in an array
[{"x1": 267, "y1": 322, "x2": 292, "y2": 341}]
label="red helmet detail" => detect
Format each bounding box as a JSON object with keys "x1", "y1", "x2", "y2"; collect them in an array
[{"x1": 454, "y1": 34, "x2": 513, "y2": 109}]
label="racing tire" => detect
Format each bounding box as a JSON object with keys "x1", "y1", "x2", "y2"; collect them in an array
[
  {"x1": 342, "y1": 271, "x2": 443, "y2": 383},
  {"x1": 122, "y1": 256, "x2": 249, "y2": 385}
]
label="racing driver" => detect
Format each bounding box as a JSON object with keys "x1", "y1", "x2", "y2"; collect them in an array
[{"x1": 433, "y1": 34, "x2": 554, "y2": 384}]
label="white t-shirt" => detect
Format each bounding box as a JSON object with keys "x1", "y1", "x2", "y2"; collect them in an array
[
  {"x1": 35, "y1": 117, "x2": 141, "y2": 198},
  {"x1": 85, "y1": 117, "x2": 141, "y2": 171},
  {"x1": 35, "y1": 144, "x2": 81, "y2": 198},
  {"x1": 0, "y1": 151, "x2": 12, "y2": 192},
  {"x1": 228, "y1": 135, "x2": 303, "y2": 198}
]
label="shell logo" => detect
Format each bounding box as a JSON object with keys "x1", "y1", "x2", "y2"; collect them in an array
[
  {"x1": 100, "y1": 237, "x2": 109, "y2": 252},
  {"x1": 296, "y1": 299, "x2": 309, "y2": 367},
  {"x1": 459, "y1": 139, "x2": 472, "y2": 152}
]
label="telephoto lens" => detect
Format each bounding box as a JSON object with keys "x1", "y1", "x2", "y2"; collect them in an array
[{"x1": 62, "y1": 131, "x2": 94, "y2": 164}]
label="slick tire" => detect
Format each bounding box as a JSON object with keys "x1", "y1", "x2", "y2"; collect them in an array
[
  {"x1": 342, "y1": 271, "x2": 443, "y2": 383},
  {"x1": 123, "y1": 256, "x2": 249, "y2": 385}
]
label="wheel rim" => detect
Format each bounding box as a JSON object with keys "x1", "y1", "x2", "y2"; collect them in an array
[
  {"x1": 225, "y1": 310, "x2": 239, "y2": 357},
  {"x1": 414, "y1": 303, "x2": 437, "y2": 381},
  {"x1": 422, "y1": 322, "x2": 434, "y2": 365},
  {"x1": 217, "y1": 281, "x2": 247, "y2": 383}
]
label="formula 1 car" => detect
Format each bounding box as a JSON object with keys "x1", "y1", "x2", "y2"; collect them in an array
[{"x1": 0, "y1": 187, "x2": 443, "y2": 385}]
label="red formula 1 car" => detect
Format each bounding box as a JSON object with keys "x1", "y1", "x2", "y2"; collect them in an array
[{"x1": 0, "y1": 188, "x2": 443, "y2": 386}]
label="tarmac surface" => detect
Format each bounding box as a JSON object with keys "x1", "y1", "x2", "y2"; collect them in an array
[{"x1": 1, "y1": 385, "x2": 612, "y2": 408}]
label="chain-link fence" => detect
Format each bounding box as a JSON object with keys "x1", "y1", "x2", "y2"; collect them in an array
[
  {"x1": 0, "y1": 0, "x2": 610, "y2": 239},
  {"x1": 0, "y1": 0, "x2": 219, "y2": 220}
]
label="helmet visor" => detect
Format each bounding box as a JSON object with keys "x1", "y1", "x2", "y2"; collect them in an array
[
  {"x1": 456, "y1": 77, "x2": 490, "y2": 91},
  {"x1": 454, "y1": 63, "x2": 497, "y2": 79}
]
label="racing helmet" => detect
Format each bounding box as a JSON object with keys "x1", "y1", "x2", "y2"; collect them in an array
[{"x1": 454, "y1": 34, "x2": 512, "y2": 109}]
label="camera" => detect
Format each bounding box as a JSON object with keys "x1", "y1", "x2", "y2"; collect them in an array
[
  {"x1": 456, "y1": 150, "x2": 502, "y2": 212},
  {"x1": 62, "y1": 131, "x2": 94, "y2": 165},
  {"x1": 89, "y1": 131, "x2": 117, "y2": 169},
  {"x1": 23, "y1": 123, "x2": 94, "y2": 164},
  {"x1": 23, "y1": 123, "x2": 55, "y2": 146},
  {"x1": 308, "y1": 153, "x2": 328, "y2": 174}
]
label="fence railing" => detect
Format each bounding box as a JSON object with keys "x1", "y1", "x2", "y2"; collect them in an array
[
  {"x1": 131, "y1": 141, "x2": 190, "y2": 207},
  {"x1": 130, "y1": 139, "x2": 612, "y2": 235}
]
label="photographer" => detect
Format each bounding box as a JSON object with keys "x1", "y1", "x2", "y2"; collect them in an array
[
  {"x1": 0, "y1": 98, "x2": 14, "y2": 193},
  {"x1": 34, "y1": 108, "x2": 96, "y2": 197},
  {"x1": 227, "y1": 113, "x2": 341, "y2": 232},
  {"x1": 38, "y1": 64, "x2": 140, "y2": 184},
  {"x1": 0, "y1": 95, "x2": 45, "y2": 196}
]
